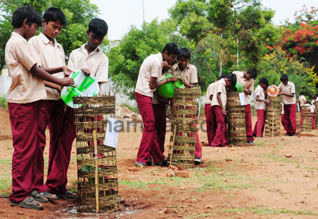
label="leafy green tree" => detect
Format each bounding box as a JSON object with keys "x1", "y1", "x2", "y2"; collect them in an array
[
  {"x1": 108, "y1": 20, "x2": 170, "y2": 99},
  {"x1": 258, "y1": 48, "x2": 316, "y2": 97}
]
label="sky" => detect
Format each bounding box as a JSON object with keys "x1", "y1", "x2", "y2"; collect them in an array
[{"x1": 91, "y1": 0, "x2": 318, "y2": 40}]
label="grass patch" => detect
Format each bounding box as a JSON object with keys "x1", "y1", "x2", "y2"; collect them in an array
[
  {"x1": 0, "y1": 178, "x2": 11, "y2": 196},
  {"x1": 187, "y1": 207, "x2": 318, "y2": 218},
  {"x1": 263, "y1": 153, "x2": 299, "y2": 163},
  {"x1": 0, "y1": 96, "x2": 7, "y2": 110},
  {"x1": 119, "y1": 179, "x2": 167, "y2": 189},
  {"x1": 121, "y1": 103, "x2": 139, "y2": 113}
]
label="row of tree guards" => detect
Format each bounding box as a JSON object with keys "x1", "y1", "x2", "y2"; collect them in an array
[{"x1": 70, "y1": 89, "x2": 316, "y2": 214}]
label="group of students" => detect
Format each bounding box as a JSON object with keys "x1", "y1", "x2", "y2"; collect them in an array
[
  {"x1": 205, "y1": 69, "x2": 257, "y2": 146},
  {"x1": 6, "y1": 6, "x2": 109, "y2": 210},
  {"x1": 204, "y1": 73, "x2": 298, "y2": 147},
  {"x1": 134, "y1": 43, "x2": 202, "y2": 167}
]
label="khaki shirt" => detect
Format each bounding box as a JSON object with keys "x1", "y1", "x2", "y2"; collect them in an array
[
  {"x1": 233, "y1": 71, "x2": 254, "y2": 105},
  {"x1": 29, "y1": 33, "x2": 65, "y2": 100},
  {"x1": 135, "y1": 53, "x2": 163, "y2": 97},
  {"x1": 278, "y1": 81, "x2": 296, "y2": 105},
  {"x1": 168, "y1": 63, "x2": 198, "y2": 84},
  {"x1": 299, "y1": 95, "x2": 306, "y2": 106},
  {"x1": 254, "y1": 85, "x2": 266, "y2": 110},
  {"x1": 205, "y1": 82, "x2": 217, "y2": 104},
  {"x1": 5, "y1": 32, "x2": 46, "y2": 103},
  {"x1": 68, "y1": 44, "x2": 108, "y2": 95},
  {"x1": 211, "y1": 79, "x2": 227, "y2": 108}
]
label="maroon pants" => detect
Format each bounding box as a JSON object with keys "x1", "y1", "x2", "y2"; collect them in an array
[
  {"x1": 135, "y1": 92, "x2": 164, "y2": 163},
  {"x1": 284, "y1": 104, "x2": 297, "y2": 135},
  {"x1": 44, "y1": 106, "x2": 75, "y2": 194},
  {"x1": 211, "y1": 106, "x2": 227, "y2": 146},
  {"x1": 281, "y1": 114, "x2": 287, "y2": 130},
  {"x1": 34, "y1": 100, "x2": 64, "y2": 192},
  {"x1": 205, "y1": 104, "x2": 216, "y2": 145},
  {"x1": 8, "y1": 101, "x2": 41, "y2": 203},
  {"x1": 153, "y1": 103, "x2": 167, "y2": 153},
  {"x1": 253, "y1": 109, "x2": 265, "y2": 137},
  {"x1": 245, "y1": 104, "x2": 254, "y2": 142},
  {"x1": 300, "y1": 106, "x2": 302, "y2": 128},
  {"x1": 312, "y1": 113, "x2": 315, "y2": 129}
]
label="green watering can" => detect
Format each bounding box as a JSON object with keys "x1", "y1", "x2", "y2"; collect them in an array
[
  {"x1": 157, "y1": 74, "x2": 185, "y2": 98},
  {"x1": 234, "y1": 82, "x2": 243, "y2": 92}
]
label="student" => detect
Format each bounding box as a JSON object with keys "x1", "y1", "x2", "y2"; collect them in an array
[
  {"x1": 298, "y1": 92, "x2": 306, "y2": 128},
  {"x1": 151, "y1": 63, "x2": 171, "y2": 154},
  {"x1": 134, "y1": 43, "x2": 179, "y2": 167},
  {"x1": 211, "y1": 74, "x2": 237, "y2": 146},
  {"x1": 205, "y1": 81, "x2": 217, "y2": 146},
  {"x1": 28, "y1": 7, "x2": 71, "y2": 201},
  {"x1": 168, "y1": 48, "x2": 202, "y2": 164},
  {"x1": 233, "y1": 69, "x2": 257, "y2": 144},
  {"x1": 43, "y1": 18, "x2": 109, "y2": 198},
  {"x1": 6, "y1": 6, "x2": 74, "y2": 210},
  {"x1": 278, "y1": 75, "x2": 297, "y2": 136},
  {"x1": 253, "y1": 78, "x2": 270, "y2": 137}
]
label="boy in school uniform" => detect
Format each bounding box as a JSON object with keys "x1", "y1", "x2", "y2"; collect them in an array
[
  {"x1": 253, "y1": 78, "x2": 270, "y2": 137},
  {"x1": 134, "y1": 43, "x2": 179, "y2": 167},
  {"x1": 43, "y1": 18, "x2": 109, "y2": 198},
  {"x1": 205, "y1": 81, "x2": 217, "y2": 146},
  {"x1": 278, "y1": 75, "x2": 297, "y2": 136},
  {"x1": 298, "y1": 92, "x2": 306, "y2": 128},
  {"x1": 233, "y1": 69, "x2": 258, "y2": 144},
  {"x1": 211, "y1": 74, "x2": 237, "y2": 146},
  {"x1": 6, "y1": 6, "x2": 74, "y2": 209},
  {"x1": 168, "y1": 48, "x2": 202, "y2": 164},
  {"x1": 151, "y1": 62, "x2": 172, "y2": 154},
  {"x1": 28, "y1": 7, "x2": 71, "y2": 201}
]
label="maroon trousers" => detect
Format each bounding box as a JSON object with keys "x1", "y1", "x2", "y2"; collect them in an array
[
  {"x1": 313, "y1": 113, "x2": 315, "y2": 129},
  {"x1": 284, "y1": 104, "x2": 297, "y2": 135},
  {"x1": 253, "y1": 109, "x2": 265, "y2": 137},
  {"x1": 205, "y1": 104, "x2": 216, "y2": 145},
  {"x1": 34, "y1": 100, "x2": 64, "y2": 192},
  {"x1": 8, "y1": 101, "x2": 41, "y2": 203},
  {"x1": 44, "y1": 106, "x2": 75, "y2": 194},
  {"x1": 281, "y1": 114, "x2": 287, "y2": 130},
  {"x1": 245, "y1": 104, "x2": 254, "y2": 142},
  {"x1": 211, "y1": 106, "x2": 227, "y2": 146},
  {"x1": 153, "y1": 103, "x2": 167, "y2": 153},
  {"x1": 135, "y1": 92, "x2": 164, "y2": 163}
]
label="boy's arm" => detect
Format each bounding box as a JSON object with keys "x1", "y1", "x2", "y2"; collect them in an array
[
  {"x1": 30, "y1": 64, "x2": 74, "y2": 86},
  {"x1": 44, "y1": 81, "x2": 61, "y2": 92},
  {"x1": 149, "y1": 75, "x2": 178, "y2": 89},
  {"x1": 217, "y1": 93, "x2": 226, "y2": 115},
  {"x1": 43, "y1": 66, "x2": 73, "y2": 76}
]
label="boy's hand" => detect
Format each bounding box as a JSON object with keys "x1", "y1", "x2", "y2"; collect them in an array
[
  {"x1": 81, "y1": 68, "x2": 91, "y2": 76},
  {"x1": 265, "y1": 99, "x2": 271, "y2": 104},
  {"x1": 222, "y1": 108, "x2": 227, "y2": 116},
  {"x1": 60, "y1": 77, "x2": 75, "y2": 87},
  {"x1": 62, "y1": 66, "x2": 73, "y2": 77},
  {"x1": 169, "y1": 75, "x2": 178, "y2": 82}
]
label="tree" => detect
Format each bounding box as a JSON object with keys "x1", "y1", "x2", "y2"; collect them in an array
[{"x1": 108, "y1": 20, "x2": 170, "y2": 99}]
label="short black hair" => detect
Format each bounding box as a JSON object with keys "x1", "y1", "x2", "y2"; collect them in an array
[
  {"x1": 300, "y1": 91, "x2": 305, "y2": 95},
  {"x1": 162, "y1": 42, "x2": 179, "y2": 56},
  {"x1": 246, "y1": 68, "x2": 258, "y2": 79},
  {"x1": 88, "y1": 18, "x2": 108, "y2": 36},
  {"x1": 226, "y1": 74, "x2": 237, "y2": 86},
  {"x1": 280, "y1": 74, "x2": 288, "y2": 82},
  {"x1": 12, "y1": 6, "x2": 42, "y2": 28},
  {"x1": 43, "y1": 7, "x2": 66, "y2": 26},
  {"x1": 259, "y1": 77, "x2": 269, "y2": 86},
  {"x1": 178, "y1": 48, "x2": 191, "y2": 59}
]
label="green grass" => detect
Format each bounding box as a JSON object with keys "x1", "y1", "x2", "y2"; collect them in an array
[
  {"x1": 121, "y1": 103, "x2": 139, "y2": 113},
  {"x1": 187, "y1": 207, "x2": 318, "y2": 218},
  {"x1": 262, "y1": 153, "x2": 299, "y2": 163},
  {"x1": 0, "y1": 96, "x2": 7, "y2": 110}
]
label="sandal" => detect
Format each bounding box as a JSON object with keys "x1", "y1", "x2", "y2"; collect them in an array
[
  {"x1": 30, "y1": 190, "x2": 48, "y2": 203},
  {"x1": 57, "y1": 191, "x2": 77, "y2": 199},
  {"x1": 10, "y1": 196, "x2": 44, "y2": 210},
  {"x1": 39, "y1": 191, "x2": 58, "y2": 202}
]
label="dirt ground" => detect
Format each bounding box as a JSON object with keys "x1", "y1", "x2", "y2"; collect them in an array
[{"x1": 1, "y1": 107, "x2": 318, "y2": 218}]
